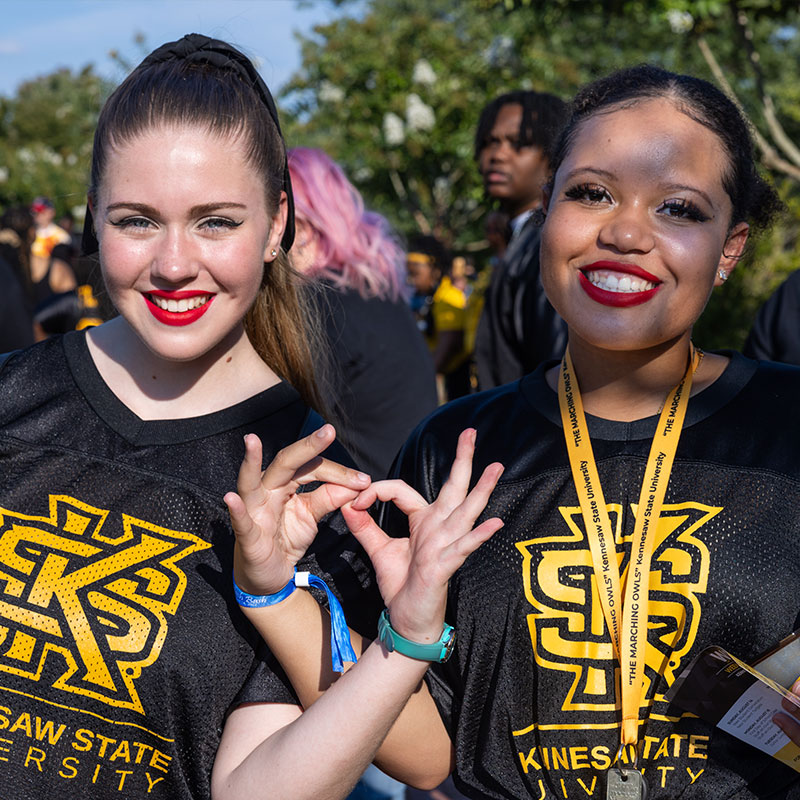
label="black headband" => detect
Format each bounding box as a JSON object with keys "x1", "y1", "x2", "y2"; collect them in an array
[{"x1": 82, "y1": 32, "x2": 295, "y2": 256}]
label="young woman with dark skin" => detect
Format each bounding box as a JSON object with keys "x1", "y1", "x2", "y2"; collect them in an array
[{"x1": 227, "y1": 65, "x2": 800, "y2": 800}]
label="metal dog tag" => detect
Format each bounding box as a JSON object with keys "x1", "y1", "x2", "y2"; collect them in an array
[{"x1": 606, "y1": 767, "x2": 648, "y2": 800}]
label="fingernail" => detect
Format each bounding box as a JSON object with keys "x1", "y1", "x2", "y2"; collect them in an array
[
  {"x1": 773, "y1": 714, "x2": 787, "y2": 732},
  {"x1": 315, "y1": 426, "x2": 329, "y2": 438},
  {"x1": 356, "y1": 472, "x2": 370, "y2": 484}
]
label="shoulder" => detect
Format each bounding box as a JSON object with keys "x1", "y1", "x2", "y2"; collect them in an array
[
  {"x1": 433, "y1": 277, "x2": 466, "y2": 310},
  {"x1": 0, "y1": 336, "x2": 66, "y2": 385},
  {"x1": 741, "y1": 353, "x2": 800, "y2": 395}
]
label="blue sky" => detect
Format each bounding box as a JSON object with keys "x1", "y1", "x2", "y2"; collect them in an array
[{"x1": 1, "y1": 0, "x2": 346, "y2": 97}]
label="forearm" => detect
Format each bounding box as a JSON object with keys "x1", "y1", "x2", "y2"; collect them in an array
[
  {"x1": 244, "y1": 587, "x2": 362, "y2": 701},
  {"x1": 242, "y1": 592, "x2": 453, "y2": 787},
  {"x1": 212, "y1": 641, "x2": 432, "y2": 800}
]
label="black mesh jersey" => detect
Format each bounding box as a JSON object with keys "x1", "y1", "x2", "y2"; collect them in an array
[
  {"x1": 0, "y1": 332, "x2": 380, "y2": 800},
  {"x1": 385, "y1": 352, "x2": 800, "y2": 800}
]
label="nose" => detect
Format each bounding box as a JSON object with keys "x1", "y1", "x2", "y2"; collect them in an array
[
  {"x1": 597, "y1": 204, "x2": 655, "y2": 254},
  {"x1": 149, "y1": 227, "x2": 200, "y2": 284},
  {"x1": 487, "y1": 140, "x2": 513, "y2": 163}
]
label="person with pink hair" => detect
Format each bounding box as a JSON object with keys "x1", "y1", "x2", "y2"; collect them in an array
[{"x1": 289, "y1": 147, "x2": 437, "y2": 478}]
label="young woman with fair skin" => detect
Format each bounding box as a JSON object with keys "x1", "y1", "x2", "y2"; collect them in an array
[
  {"x1": 225, "y1": 66, "x2": 800, "y2": 800},
  {"x1": 0, "y1": 34, "x2": 453, "y2": 800}
]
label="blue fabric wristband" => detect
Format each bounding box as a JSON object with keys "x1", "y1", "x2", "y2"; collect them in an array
[{"x1": 232, "y1": 568, "x2": 357, "y2": 673}]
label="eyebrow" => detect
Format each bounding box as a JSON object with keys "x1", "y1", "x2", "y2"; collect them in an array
[
  {"x1": 562, "y1": 168, "x2": 716, "y2": 208},
  {"x1": 104, "y1": 202, "x2": 248, "y2": 216}
]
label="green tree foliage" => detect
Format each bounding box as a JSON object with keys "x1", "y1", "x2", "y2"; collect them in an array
[
  {"x1": 284, "y1": 0, "x2": 800, "y2": 348},
  {"x1": 0, "y1": 66, "x2": 112, "y2": 217}
]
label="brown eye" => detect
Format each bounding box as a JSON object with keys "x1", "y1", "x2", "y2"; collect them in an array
[
  {"x1": 659, "y1": 199, "x2": 709, "y2": 222},
  {"x1": 564, "y1": 183, "x2": 610, "y2": 204}
]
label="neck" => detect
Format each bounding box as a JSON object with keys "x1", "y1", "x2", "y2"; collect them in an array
[
  {"x1": 546, "y1": 332, "x2": 728, "y2": 422},
  {"x1": 86, "y1": 318, "x2": 281, "y2": 419},
  {"x1": 503, "y1": 196, "x2": 540, "y2": 220}
]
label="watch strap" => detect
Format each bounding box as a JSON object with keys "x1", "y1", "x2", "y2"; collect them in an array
[{"x1": 377, "y1": 609, "x2": 455, "y2": 662}]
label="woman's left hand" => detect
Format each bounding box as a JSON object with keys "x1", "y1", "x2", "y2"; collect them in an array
[
  {"x1": 773, "y1": 678, "x2": 800, "y2": 744},
  {"x1": 224, "y1": 424, "x2": 370, "y2": 598},
  {"x1": 342, "y1": 428, "x2": 503, "y2": 647}
]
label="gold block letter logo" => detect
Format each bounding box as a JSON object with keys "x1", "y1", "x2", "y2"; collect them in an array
[
  {"x1": 0, "y1": 495, "x2": 211, "y2": 714},
  {"x1": 516, "y1": 501, "x2": 716, "y2": 722}
]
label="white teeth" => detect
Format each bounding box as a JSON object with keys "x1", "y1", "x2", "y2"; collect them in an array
[
  {"x1": 585, "y1": 271, "x2": 655, "y2": 293},
  {"x1": 150, "y1": 294, "x2": 211, "y2": 311}
]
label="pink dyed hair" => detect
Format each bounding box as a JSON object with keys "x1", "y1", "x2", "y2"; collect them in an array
[{"x1": 288, "y1": 147, "x2": 405, "y2": 300}]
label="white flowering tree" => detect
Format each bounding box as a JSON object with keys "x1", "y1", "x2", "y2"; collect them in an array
[{"x1": 0, "y1": 66, "x2": 111, "y2": 217}]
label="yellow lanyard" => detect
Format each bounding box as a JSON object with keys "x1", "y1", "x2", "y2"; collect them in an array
[{"x1": 558, "y1": 346, "x2": 702, "y2": 754}]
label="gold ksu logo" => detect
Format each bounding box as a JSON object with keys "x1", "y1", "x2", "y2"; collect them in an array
[
  {"x1": 0, "y1": 495, "x2": 211, "y2": 715},
  {"x1": 515, "y1": 500, "x2": 717, "y2": 732}
]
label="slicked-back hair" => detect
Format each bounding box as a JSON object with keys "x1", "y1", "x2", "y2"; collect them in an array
[
  {"x1": 474, "y1": 90, "x2": 569, "y2": 163},
  {"x1": 549, "y1": 64, "x2": 781, "y2": 233},
  {"x1": 89, "y1": 52, "x2": 326, "y2": 412}
]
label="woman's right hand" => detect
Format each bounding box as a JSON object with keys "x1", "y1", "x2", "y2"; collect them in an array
[
  {"x1": 225, "y1": 424, "x2": 371, "y2": 599},
  {"x1": 341, "y1": 428, "x2": 503, "y2": 645}
]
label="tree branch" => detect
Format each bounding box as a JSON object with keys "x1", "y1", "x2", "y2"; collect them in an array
[
  {"x1": 389, "y1": 168, "x2": 432, "y2": 233},
  {"x1": 729, "y1": 0, "x2": 800, "y2": 168},
  {"x1": 696, "y1": 36, "x2": 800, "y2": 183}
]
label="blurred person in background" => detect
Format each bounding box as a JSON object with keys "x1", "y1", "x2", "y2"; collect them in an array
[
  {"x1": 288, "y1": 147, "x2": 437, "y2": 479},
  {"x1": 743, "y1": 268, "x2": 800, "y2": 365},
  {"x1": 473, "y1": 90, "x2": 569, "y2": 389},
  {"x1": 0, "y1": 206, "x2": 36, "y2": 350},
  {"x1": 407, "y1": 235, "x2": 471, "y2": 402},
  {"x1": 25, "y1": 199, "x2": 105, "y2": 337},
  {"x1": 29, "y1": 196, "x2": 77, "y2": 302}
]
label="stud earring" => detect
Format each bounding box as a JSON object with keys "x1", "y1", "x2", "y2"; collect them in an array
[
  {"x1": 270, "y1": 249, "x2": 277, "y2": 258},
  {"x1": 718, "y1": 269, "x2": 727, "y2": 282}
]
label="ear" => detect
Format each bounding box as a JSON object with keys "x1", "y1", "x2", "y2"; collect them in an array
[
  {"x1": 264, "y1": 191, "x2": 288, "y2": 262},
  {"x1": 715, "y1": 221, "x2": 749, "y2": 286}
]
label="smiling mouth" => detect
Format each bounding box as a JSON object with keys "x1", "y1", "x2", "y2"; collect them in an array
[
  {"x1": 583, "y1": 270, "x2": 657, "y2": 293},
  {"x1": 147, "y1": 294, "x2": 212, "y2": 312}
]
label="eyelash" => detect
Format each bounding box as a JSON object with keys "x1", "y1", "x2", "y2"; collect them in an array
[
  {"x1": 563, "y1": 184, "x2": 710, "y2": 222},
  {"x1": 564, "y1": 183, "x2": 609, "y2": 204},
  {"x1": 109, "y1": 217, "x2": 244, "y2": 231},
  {"x1": 658, "y1": 199, "x2": 709, "y2": 223}
]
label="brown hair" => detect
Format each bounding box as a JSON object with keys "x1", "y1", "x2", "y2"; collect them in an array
[{"x1": 88, "y1": 48, "x2": 325, "y2": 412}]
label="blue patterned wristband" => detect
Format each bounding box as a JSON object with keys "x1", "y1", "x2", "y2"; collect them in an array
[{"x1": 232, "y1": 568, "x2": 357, "y2": 673}]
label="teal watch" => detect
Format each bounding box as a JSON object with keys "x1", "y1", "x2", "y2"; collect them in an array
[{"x1": 377, "y1": 609, "x2": 456, "y2": 662}]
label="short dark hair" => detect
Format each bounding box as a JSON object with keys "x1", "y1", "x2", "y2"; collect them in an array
[
  {"x1": 474, "y1": 90, "x2": 569, "y2": 163},
  {"x1": 408, "y1": 234, "x2": 451, "y2": 276},
  {"x1": 549, "y1": 64, "x2": 781, "y2": 232}
]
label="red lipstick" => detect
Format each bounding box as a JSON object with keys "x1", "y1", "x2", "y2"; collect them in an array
[
  {"x1": 578, "y1": 261, "x2": 661, "y2": 308},
  {"x1": 582, "y1": 260, "x2": 660, "y2": 282},
  {"x1": 144, "y1": 290, "x2": 215, "y2": 327}
]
